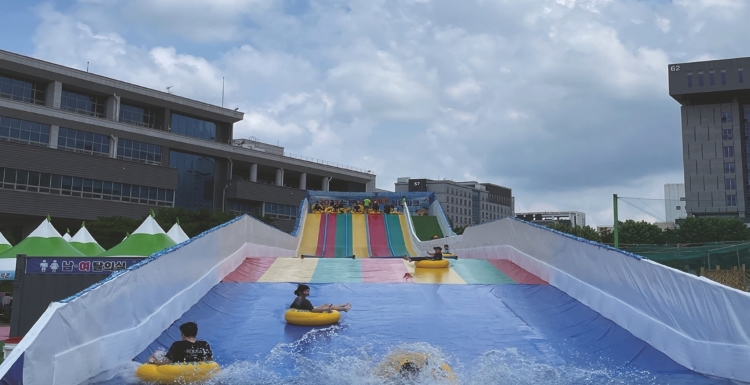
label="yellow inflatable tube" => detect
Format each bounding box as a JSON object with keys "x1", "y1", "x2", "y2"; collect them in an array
[
  {"x1": 135, "y1": 361, "x2": 220, "y2": 384},
  {"x1": 285, "y1": 309, "x2": 341, "y2": 326},
  {"x1": 415, "y1": 259, "x2": 450, "y2": 269}
]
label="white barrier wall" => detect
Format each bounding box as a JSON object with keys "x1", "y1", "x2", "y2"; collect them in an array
[
  {"x1": 459, "y1": 218, "x2": 750, "y2": 383},
  {"x1": 0, "y1": 215, "x2": 298, "y2": 385}
]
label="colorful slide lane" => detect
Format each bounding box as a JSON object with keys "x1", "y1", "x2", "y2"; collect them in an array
[
  {"x1": 301, "y1": 213, "x2": 413, "y2": 258},
  {"x1": 109, "y1": 258, "x2": 730, "y2": 385},
  {"x1": 367, "y1": 214, "x2": 392, "y2": 257}
]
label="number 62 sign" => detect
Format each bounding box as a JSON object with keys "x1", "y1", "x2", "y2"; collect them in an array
[{"x1": 670, "y1": 65, "x2": 681, "y2": 72}]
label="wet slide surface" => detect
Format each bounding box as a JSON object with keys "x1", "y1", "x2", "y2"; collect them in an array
[
  {"x1": 384, "y1": 214, "x2": 409, "y2": 257},
  {"x1": 99, "y1": 259, "x2": 730, "y2": 385},
  {"x1": 297, "y1": 213, "x2": 320, "y2": 257},
  {"x1": 367, "y1": 214, "x2": 392, "y2": 257}
]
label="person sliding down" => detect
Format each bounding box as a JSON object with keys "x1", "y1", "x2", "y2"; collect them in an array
[
  {"x1": 290, "y1": 284, "x2": 352, "y2": 313},
  {"x1": 403, "y1": 246, "x2": 443, "y2": 262}
]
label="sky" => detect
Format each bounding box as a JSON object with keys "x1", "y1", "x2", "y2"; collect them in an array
[{"x1": 0, "y1": 0, "x2": 746, "y2": 228}]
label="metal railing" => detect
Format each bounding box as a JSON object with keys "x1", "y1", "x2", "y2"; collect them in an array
[{"x1": 283, "y1": 152, "x2": 372, "y2": 174}]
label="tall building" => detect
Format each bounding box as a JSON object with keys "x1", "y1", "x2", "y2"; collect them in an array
[
  {"x1": 515, "y1": 211, "x2": 586, "y2": 227},
  {"x1": 394, "y1": 177, "x2": 513, "y2": 226},
  {"x1": 668, "y1": 58, "x2": 750, "y2": 221},
  {"x1": 664, "y1": 183, "x2": 687, "y2": 223},
  {"x1": 0, "y1": 50, "x2": 375, "y2": 236}
]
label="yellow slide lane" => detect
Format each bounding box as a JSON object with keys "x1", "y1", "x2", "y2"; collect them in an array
[
  {"x1": 298, "y1": 213, "x2": 321, "y2": 257},
  {"x1": 351, "y1": 213, "x2": 370, "y2": 258},
  {"x1": 399, "y1": 215, "x2": 418, "y2": 257}
]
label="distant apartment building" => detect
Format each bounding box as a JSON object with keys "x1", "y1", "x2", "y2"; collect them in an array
[
  {"x1": 515, "y1": 211, "x2": 586, "y2": 227},
  {"x1": 394, "y1": 177, "x2": 513, "y2": 226},
  {"x1": 664, "y1": 183, "x2": 687, "y2": 223},
  {"x1": 668, "y1": 57, "x2": 750, "y2": 221}
]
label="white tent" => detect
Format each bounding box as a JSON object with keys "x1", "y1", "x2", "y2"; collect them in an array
[{"x1": 167, "y1": 222, "x2": 189, "y2": 244}]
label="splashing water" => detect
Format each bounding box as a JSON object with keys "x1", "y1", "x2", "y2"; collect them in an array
[{"x1": 91, "y1": 326, "x2": 690, "y2": 385}]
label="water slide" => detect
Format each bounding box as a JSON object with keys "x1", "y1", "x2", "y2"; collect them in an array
[
  {"x1": 351, "y1": 214, "x2": 369, "y2": 258},
  {"x1": 367, "y1": 214, "x2": 393, "y2": 257},
  {"x1": 384, "y1": 214, "x2": 409, "y2": 257},
  {"x1": 98, "y1": 257, "x2": 730, "y2": 384},
  {"x1": 8, "y1": 216, "x2": 750, "y2": 384},
  {"x1": 315, "y1": 213, "x2": 338, "y2": 257},
  {"x1": 297, "y1": 213, "x2": 321, "y2": 256},
  {"x1": 334, "y1": 213, "x2": 352, "y2": 257},
  {"x1": 399, "y1": 214, "x2": 419, "y2": 257},
  {"x1": 412, "y1": 215, "x2": 444, "y2": 240}
]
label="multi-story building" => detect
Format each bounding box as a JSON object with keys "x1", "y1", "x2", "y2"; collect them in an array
[
  {"x1": 0, "y1": 50, "x2": 375, "y2": 236},
  {"x1": 394, "y1": 177, "x2": 513, "y2": 226},
  {"x1": 664, "y1": 183, "x2": 687, "y2": 224},
  {"x1": 668, "y1": 58, "x2": 750, "y2": 221},
  {"x1": 515, "y1": 211, "x2": 586, "y2": 227}
]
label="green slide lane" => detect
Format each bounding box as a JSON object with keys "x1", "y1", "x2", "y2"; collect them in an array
[
  {"x1": 385, "y1": 215, "x2": 408, "y2": 256},
  {"x1": 334, "y1": 213, "x2": 352, "y2": 257},
  {"x1": 411, "y1": 216, "x2": 444, "y2": 241}
]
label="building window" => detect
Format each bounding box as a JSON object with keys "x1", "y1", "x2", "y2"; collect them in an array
[
  {"x1": 60, "y1": 89, "x2": 106, "y2": 118},
  {"x1": 117, "y1": 139, "x2": 162, "y2": 165},
  {"x1": 0, "y1": 115, "x2": 50, "y2": 146},
  {"x1": 723, "y1": 129, "x2": 734, "y2": 140},
  {"x1": 119, "y1": 103, "x2": 155, "y2": 129},
  {"x1": 722, "y1": 111, "x2": 732, "y2": 123},
  {"x1": 0, "y1": 167, "x2": 173, "y2": 206},
  {"x1": 264, "y1": 202, "x2": 298, "y2": 220},
  {"x1": 687, "y1": 72, "x2": 693, "y2": 87},
  {"x1": 709, "y1": 70, "x2": 715, "y2": 86},
  {"x1": 724, "y1": 145, "x2": 735, "y2": 157},
  {"x1": 726, "y1": 194, "x2": 737, "y2": 207},
  {"x1": 739, "y1": 68, "x2": 744, "y2": 83},
  {"x1": 726, "y1": 178, "x2": 737, "y2": 190},
  {"x1": 169, "y1": 150, "x2": 215, "y2": 210},
  {"x1": 698, "y1": 71, "x2": 704, "y2": 86},
  {"x1": 721, "y1": 69, "x2": 727, "y2": 84},
  {"x1": 0, "y1": 73, "x2": 45, "y2": 105},
  {"x1": 171, "y1": 113, "x2": 216, "y2": 141},
  {"x1": 58, "y1": 127, "x2": 110, "y2": 156},
  {"x1": 724, "y1": 161, "x2": 735, "y2": 174}
]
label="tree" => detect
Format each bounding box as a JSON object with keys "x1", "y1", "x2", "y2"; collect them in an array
[
  {"x1": 618, "y1": 220, "x2": 664, "y2": 245},
  {"x1": 676, "y1": 216, "x2": 750, "y2": 243},
  {"x1": 598, "y1": 227, "x2": 614, "y2": 245},
  {"x1": 153, "y1": 208, "x2": 236, "y2": 238},
  {"x1": 86, "y1": 216, "x2": 142, "y2": 250},
  {"x1": 547, "y1": 223, "x2": 601, "y2": 243}
]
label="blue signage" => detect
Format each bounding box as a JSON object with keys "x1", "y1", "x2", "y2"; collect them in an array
[{"x1": 25, "y1": 257, "x2": 144, "y2": 274}]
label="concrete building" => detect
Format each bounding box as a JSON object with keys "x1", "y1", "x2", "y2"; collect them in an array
[
  {"x1": 394, "y1": 177, "x2": 513, "y2": 226},
  {"x1": 668, "y1": 58, "x2": 750, "y2": 221},
  {"x1": 664, "y1": 183, "x2": 687, "y2": 223},
  {"x1": 515, "y1": 211, "x2": 586, "y2": 227},
  {"x1": 0, "y1": 50, "x2": 375, "y2": 236}
]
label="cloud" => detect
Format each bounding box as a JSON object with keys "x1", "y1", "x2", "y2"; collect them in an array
[{"x1": 18, "y1": 0, "x2": 750, "y2": 228}]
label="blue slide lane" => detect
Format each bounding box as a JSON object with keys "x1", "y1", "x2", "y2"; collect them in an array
[{"x1": 96, "y1": 282, "x2": 732, "y2": 384}]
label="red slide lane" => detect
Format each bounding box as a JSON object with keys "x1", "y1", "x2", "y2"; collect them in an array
[
  {"x1": 367, "y1": 214, "x2": 392, "y2": 257},
  {"x1": 323, "y1": 214, "x2": 338, "y2": 257}
]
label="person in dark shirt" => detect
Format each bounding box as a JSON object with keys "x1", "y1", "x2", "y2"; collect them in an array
[
  {"x1": 383, "y1": 204, "x2": 392, "y2": 214},
  {"x1": 290, "y1": 284, "x2": 351, "y2": 312},
  {"x1": 312, "y1": 202, "x2": 324, "y2": 213},
  {"x1": 146, "y1": 322, "x2": 213, "y2": 365},
  {"x1": 403, "y1": 246, "x2": 444, "y2": 262}
]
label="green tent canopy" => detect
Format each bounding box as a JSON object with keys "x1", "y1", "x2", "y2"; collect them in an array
[
  {"x1": 0, "y1": 231, "x2": 11, "y2": 255},
  {"x1": 0, "y1": 219, "x2": 85, "y2": 258},
  {"x1": 69, "y1": 223, "x2": 105, "y2": 257},
  {"x1": 99, "y1": 216, "x2": 176, "y2": 257}
]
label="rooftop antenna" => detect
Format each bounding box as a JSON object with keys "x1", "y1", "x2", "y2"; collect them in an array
[
  {"x1": 221, "y1": 77, "x2": 225, "y2": 107},
  {"x1": 86, "y1": 62, "x2": 89, "y2": 72},
  {"x1": 166, "y1": 86, "x2": 173, "y2": 94}
]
